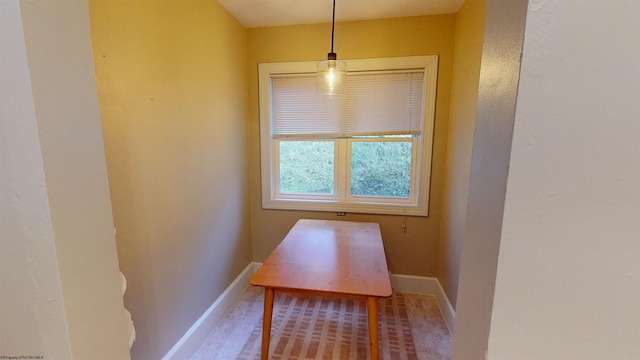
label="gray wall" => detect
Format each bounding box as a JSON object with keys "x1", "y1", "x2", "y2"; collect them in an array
[{"x1": 452, "y1": 0, "x2": 528, "y2": 358}]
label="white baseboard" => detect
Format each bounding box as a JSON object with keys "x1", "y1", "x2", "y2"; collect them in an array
[
  {"x1": 390, "y1": 274, "x2": 456, "y2": 333},
  {"x1": 161, "y1": 262, "x2": 257, "y2": 360},
  {"x1": 162, "y1": 263, "x2": 455, "y2": 359}
]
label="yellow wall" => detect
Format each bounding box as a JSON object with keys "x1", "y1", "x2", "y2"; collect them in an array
[
  {"x1": 247, "y1": 15, "x2": 456, "y2": 276},
  {"x1": 439, "y1": 0, "x2": 486, "y2": 309},
  {"x1": 89, "y1": 1, "x2": 251, "y2": 358}
]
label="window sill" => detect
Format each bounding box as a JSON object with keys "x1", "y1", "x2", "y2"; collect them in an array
[{"x1": 262, "y1": 197, "x2": 428, "y2": 217}]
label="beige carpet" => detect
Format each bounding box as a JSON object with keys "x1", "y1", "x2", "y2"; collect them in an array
[{"x1": 237, "y1": 292, "x2": 417, "y2": 360}]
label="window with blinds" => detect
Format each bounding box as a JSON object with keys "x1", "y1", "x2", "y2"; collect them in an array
[
  {"x1": 272, "y1": 71, "x2": 424, "y2": 138},
  {"x1": 258, "y1": 56, "x2": 438, "y2": 216}
]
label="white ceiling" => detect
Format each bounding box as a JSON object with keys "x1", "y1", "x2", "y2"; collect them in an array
[{"x1": 217, "y1": 0, "x2": 465, "y2": 28}]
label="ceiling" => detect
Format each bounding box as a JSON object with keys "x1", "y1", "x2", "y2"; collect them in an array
[{"x1": 217, "y1": 0, "x2": 466, "y2": 28}]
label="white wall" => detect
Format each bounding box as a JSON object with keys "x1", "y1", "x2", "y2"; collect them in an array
[
  {"x1": 487, "y1": 0, "x2": 640, "y2": 359},
  {"x1": 453, "y1": 0, "x2": 640, "y2": 359},
  {"x1": 0, "y1": 1, "x2": 72, "y2": 357},
  {"x1": 0, "y1": 0, "x2": 131, "y2": 358}
]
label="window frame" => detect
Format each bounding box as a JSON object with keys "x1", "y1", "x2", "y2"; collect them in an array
[{"x1": 259, "y1": 56, "x2": 438, "y2": 216}]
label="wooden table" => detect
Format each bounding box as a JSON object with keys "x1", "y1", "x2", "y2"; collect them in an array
[{"x1": 250, "y1": 219, "x2": 392, "y2": 360}]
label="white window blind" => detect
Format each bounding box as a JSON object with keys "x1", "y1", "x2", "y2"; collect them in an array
[{"x1": 272, "y1": 71, "x2": 424, "y2": 138}]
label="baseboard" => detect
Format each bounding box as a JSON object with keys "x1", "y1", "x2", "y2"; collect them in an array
[
  {"x1": 390, "y1": 274, "x2": 456, "y2": 333},
  {"x1": 161, "y1": 262, "x2": 257, "y2": 360}
]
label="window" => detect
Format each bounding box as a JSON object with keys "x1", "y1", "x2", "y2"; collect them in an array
[{"x1": 259, "y1": 56, "x2": 438, "y2": 216}]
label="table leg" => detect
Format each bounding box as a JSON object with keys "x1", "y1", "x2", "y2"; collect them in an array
[
  {"x1": 260, "y1": 287, "x2": 275, "y2": 360},
  {"x1": 367, "y1": 297, "x2": 379, "y2": 360}
]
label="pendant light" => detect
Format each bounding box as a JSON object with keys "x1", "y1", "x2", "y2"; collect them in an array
[{"x1": 317, "y1": 0, "x2": 346, "y2": 96}]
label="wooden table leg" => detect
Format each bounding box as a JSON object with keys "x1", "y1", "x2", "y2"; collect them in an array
[
  {"x1": 260, "y1": 287, "x2": 275, "y2": 360},
  {"x1": 367, "y1": 297, "x2": 379, "y2": 360}
]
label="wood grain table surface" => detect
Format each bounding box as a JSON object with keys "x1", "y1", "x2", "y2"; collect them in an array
[{"x1": 250, "y1": 219, "x2": 392, "y2": 359}]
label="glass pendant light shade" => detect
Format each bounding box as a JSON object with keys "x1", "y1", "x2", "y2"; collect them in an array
[{"x1": 317, "y1": 52, "x2": 347, "y2": 96}]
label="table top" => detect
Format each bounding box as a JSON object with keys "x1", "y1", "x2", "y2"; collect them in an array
[{"x1": 250, "y1": 219, "x2": 392, "y2": 298}]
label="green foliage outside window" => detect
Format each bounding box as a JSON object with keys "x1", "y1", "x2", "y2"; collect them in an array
[
  {"x1": 279, "y1": 141, "x2": 334, "y2": 194},
  {"x1": 279, "y1": 140, "x2": 412, "y2": 198},
  {"x1": 350, "y1": 141, "x2": 412, "y2": 198}
]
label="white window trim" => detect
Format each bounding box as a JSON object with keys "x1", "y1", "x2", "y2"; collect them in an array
[{"x1": 259, "y1": 55, "x2": 438, "y2": 216}]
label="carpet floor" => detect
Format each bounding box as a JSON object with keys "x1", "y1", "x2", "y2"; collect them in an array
[{"x1": 191, "y1": 286, "x2": 451, "y2": 360}]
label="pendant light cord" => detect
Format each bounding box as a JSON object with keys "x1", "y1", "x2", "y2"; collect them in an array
[{"x1": 331, "y1": 0, "x2": 336, "y2": 53}]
